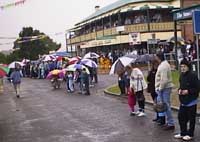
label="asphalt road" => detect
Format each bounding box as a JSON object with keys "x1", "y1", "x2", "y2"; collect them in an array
[{"x1": 0, "y1": 74, "x2": 199, "y2": 142}]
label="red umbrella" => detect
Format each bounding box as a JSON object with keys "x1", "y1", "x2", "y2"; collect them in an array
[
  {"x1": 68, "y1": 56, "x2": 81, "y2": 65},
  {"x1": 0, "y1": 69, "x2": 7, "y2": 77},
  {"x1": 56, "y1": 56, "x2": 63, "y2": 61}
]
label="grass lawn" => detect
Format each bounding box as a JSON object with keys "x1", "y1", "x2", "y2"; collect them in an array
[{"x1": 106, "y1": 70, "x2": 200, "y2": 111}]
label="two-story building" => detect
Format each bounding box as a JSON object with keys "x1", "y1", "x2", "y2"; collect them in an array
[{"x1": 66, "y1": 0, "x2": 183, "y2": 56}]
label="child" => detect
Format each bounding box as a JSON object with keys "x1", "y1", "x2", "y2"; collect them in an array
[
  {"x1": 67, "y1": 71, "x2": 74, "y2": 93},
  {"x1": 127, "y1": 87, "x2": 136, "y2": 116}
]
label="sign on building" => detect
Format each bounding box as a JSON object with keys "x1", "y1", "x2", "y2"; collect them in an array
[
  {"x1": 193, "y1": 10, "x2": 200, "y2": 34},
  {"x1": 147, "y1": 39, "x2": 160, "y2": 44},
  {"x1": 129, "y1": 32, "x2": 141, "y2": 45}
]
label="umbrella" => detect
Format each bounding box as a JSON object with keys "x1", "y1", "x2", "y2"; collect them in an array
[
  {"x1": 21, "y1": 58, "x2": 30, "y2": 64},
  {"x1": 8, "y1": 61, "x2": 24, "y2": 68},
  {"x1": 83, "y1": 52, "x2": 100, "y2": 59},
  {"x1": 166, "y1": 36, "x2": 185, "y2": 45},
  {"x1": 134, "y1": 54, "x2": 155, "y2": 63},
  {"x1": 109, "y1": 56, "x2": 136, "y2": 75},
  {"x1": 63, "y1": 64, "x2": 90, "y2": 74},
  {"x1": 46, "y1": 69, "x2": 65, "y2": 79},
  {"x1": 0, "y1": 65, "x2": 10, "y2": 74},
  {"x1": 52, "y1": 51, "x2": 70, "y2": 57},
  {"x1": 0, "y1": 70, "x2": 7, "y2": 77},
  {"x1": 51, "y1": 69, "x2": 62, "y2": 75},
  {"x1": 41, "y1": 55, "x2": 56, "y2": 61},
  {"x1": 80, "y1": 58, "x2": 98, "y2": 68},
  {"x1": 0, "y1": 64, "x2": 9, "y2": 77},
  {"x1": 68, "y1": 56, "x2": 81, "y2": 64}
]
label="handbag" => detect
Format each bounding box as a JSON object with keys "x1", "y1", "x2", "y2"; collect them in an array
[{"x1": 153, "y1": 102, "x2": 167, "y2": 113}]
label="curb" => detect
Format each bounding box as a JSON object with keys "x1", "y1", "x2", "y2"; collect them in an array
[{"x1": 104, "y1": 89, "x2": 200, "y2": 116}]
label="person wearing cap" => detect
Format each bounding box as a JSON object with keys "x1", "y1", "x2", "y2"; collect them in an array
[
  {"x1": 155, "y1": 52, "x2": 175, "y2": 130},
  {"x1": 174, "y1": 59, "x2": 199, "y2": 141}
]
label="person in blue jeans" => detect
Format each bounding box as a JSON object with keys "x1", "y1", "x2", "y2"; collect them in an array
[{"x1": 155, "y1": 52, "x2": 175, "y2": 130}]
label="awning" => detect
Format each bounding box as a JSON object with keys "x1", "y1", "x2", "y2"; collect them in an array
[
  {"x1": 119, "y1": 4, "x2": 176, "y2": 13},
  {"x1": 132, "y1": 4, "x2": 175, "y2": 11}
]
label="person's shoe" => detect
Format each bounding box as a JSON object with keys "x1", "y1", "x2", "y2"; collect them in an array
[
  {"x1": 137, "y1": 112, "x2": 146, "y2": 117},
  {"x1": 152, "y1": 118, "x2": 159, "y2": 122},
  {"x1": 174, "y1": 134, "x2": 183, "y2": 139},
  {"x1": 16, "y1": 95, "x2": 20, "y2": 98},
  {"x1": 182, "y1": 135, "x2": 193, "y2": 141},
  {"x1": 130, "y1": 111, "x2": 136, "y2": 116},
  {"x1": 135, "y1": 111, "x2": 140, "y2": 115},
  {"x1": 163, "y1": 125, "x2": 175, "y2": 130},
  {"x1": 157, "y1": 116, "x2": 165, "y2": 126}
]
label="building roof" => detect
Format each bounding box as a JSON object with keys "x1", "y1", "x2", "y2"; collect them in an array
[{"x1": 75, "y1": 0, "x2": 173, "y2": 25}]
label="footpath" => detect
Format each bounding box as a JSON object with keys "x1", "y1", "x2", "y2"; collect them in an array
[{"x1": 104, "y1": 84, "x2": 200, "y2": 118}]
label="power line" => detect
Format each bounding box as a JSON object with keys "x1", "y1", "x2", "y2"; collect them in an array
[{"x1": 0, "y1": 0, "x2": 27, "y2": 10}]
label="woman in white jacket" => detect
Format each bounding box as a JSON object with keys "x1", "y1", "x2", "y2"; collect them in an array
[{"x1": 130, "y1": 64, "x2": 147, "y2": 116}]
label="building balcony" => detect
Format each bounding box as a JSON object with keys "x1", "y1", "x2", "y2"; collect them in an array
[{"x1": 67, "y1": 22, "x2": 178, "y2": 44}]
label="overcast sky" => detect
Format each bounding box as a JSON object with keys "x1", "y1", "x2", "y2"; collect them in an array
[{"x1": 0, "y1": 0, "x2": 117, "y2": 51}]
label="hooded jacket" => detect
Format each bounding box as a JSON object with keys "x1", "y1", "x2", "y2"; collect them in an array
[{"x1": 179, "y1": 71, "x2": 199, "y2": 105}]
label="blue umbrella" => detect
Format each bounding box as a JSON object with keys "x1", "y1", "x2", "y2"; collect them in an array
[{"x1": 53, "y1": 51, "x2": 70, "y2": 57}]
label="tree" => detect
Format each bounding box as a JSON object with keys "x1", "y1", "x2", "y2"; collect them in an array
[
  {"x1": 13, "y1": 27, "x2": 61, "y2": 60},
  {"x1": 0, "y1": 52, "x2": 7, "y2": 63}
]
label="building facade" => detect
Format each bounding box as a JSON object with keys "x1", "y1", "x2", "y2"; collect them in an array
[{"x1": 66, "y1": 0, "x2": 183, "y2": 56}]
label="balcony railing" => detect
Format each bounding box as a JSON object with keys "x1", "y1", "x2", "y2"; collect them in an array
[
  {"x1": 124, "y1": 24, "x2": 148, "y2": 33},
  {"x1": 150, "y1": 22, "x2": 174, "y2": 31},
  {"x1": 67, "y1": 22, "x2": 177, "y2": 44}
]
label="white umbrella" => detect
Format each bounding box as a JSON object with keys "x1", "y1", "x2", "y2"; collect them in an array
[
  {"x1": 21, "y1": 58, "x2": 30, "y2": 64},
  {"x1": 83, "y1": 52, "x2": 100, "y2": 59},
  {"x1": 80, "y1": 58, "x2": 98, "y2": 68},
  {"x1": 63, "y1": 64, "x2": 90, "y2": 74},
  {"x1": 8, "y1": 61, "x2": 25, "y2": 68},
  {"x1": 41, "y1": 55, "x2": 56, "y2": 61},
  {"x1": 109, "y1": 56, "x2": 136, "y2": 75}
]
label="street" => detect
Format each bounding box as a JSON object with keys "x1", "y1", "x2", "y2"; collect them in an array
[{"x1": 0, "y1": 74, "x2": 199, "y2": 142}]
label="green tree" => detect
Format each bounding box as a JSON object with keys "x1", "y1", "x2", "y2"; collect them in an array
[
  {"x1": 0, "y1": 52, "x2": 7, "y2": 63},
  {"x1": 13, "y1": 27, "x2": 61, "y2": 60}
]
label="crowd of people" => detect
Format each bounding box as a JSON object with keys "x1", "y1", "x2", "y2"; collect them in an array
[
  {"x1": 117, "y1": 52, "x2": 199, "y2": 141},
  {"x1": 6, "y1": 56, "x2": 99, "y2": 97},
  {"x1": 1, "y1": 49, "x2": 199, "y2": 141}
]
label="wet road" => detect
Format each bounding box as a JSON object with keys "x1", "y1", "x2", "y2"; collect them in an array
[{"x1": 0, "y1": 74, "x2": 199, "y2": 142}]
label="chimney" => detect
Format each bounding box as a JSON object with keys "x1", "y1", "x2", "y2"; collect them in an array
[{"x1": 95, "y1": 5, "x2": 100, "y2": 12}]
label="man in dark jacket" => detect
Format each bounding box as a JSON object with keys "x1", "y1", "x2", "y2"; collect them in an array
[{"x1": 174, "y1": 59, "x2": 199, "y2": 141}]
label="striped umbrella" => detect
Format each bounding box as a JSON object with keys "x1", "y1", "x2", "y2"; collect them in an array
[{"x1": 0, "y1": 65, "x2": 10, "y2": 77}]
